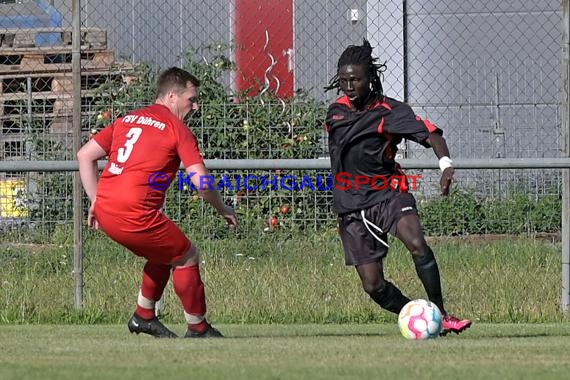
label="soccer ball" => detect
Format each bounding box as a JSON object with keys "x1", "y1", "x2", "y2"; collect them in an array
[{"x1": 398, "y1": 299, "x2": 443, "y2": 340}]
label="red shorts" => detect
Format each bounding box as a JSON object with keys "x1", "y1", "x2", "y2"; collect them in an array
[{"x1": 94, "y1": 205, "x2": 191, "y2": 265}]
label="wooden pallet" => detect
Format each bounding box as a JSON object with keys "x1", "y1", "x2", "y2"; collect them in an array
[
  {"x1": 0, "y1": 121, "x2": 96, "y2": 143},
  {"x1": 0, "y1": 27, "x2": 107, "y2": 49},
  {"x1": 0, "y1": 49, "x2": 115, "y2": 74},
  {"x1": 0, "y1": 130, "x2": 92, "y2": 161},
  {"x1": 0, "y1": 130, "x2": 92, "y2": 139},
  {"x1": 0, "y1": 70, "x2": 133, "y2": 96},
  {"x1": 0, "y1": 117, "x2": 68, "y2": 134},
  {"x1": 0, "y1": 90, "x2": 100, "y2": 101},
  {"x1": 0, "y1": 113, "x2": 98, "y2": 139},
  {"x1": 0, "y1": 27, "x2": 138, "y2": 145},
  {"x1": 0, "y1": 132, "x2": 27, "y2": 142},
  {"x1": 0, "y1": 66, "x2": 136, "y2": 80},
  {"x1": 0, "y1": 90, "x2": 102, "y2": 118},
  {"x1": 0, "y1": 110, "x2": 97, "y2": 122}
]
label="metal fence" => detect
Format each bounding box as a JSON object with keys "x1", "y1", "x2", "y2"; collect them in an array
[
  {"x1": 0, "y1": 0, "x2": 564, "y2": 218},
  {"x1": 0, "y1": 1, "x2": 568, "y2": 310}
]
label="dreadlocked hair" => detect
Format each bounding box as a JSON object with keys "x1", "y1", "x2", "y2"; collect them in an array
[{"x1": 324, "y1": 39, "x2": 387, "y2": 97}]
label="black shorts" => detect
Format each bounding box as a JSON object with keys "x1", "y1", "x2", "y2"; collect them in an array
[{"x1": 337, "y1": 192, "x2": 418, "y2": 266}]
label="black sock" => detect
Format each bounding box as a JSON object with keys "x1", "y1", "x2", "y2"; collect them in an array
[
  {"x1": 413, "y1": 248, "x2": 446, "y2": 314},
  {"x1": 369, "y1": 281, "x2": 411, "y2": 315}
]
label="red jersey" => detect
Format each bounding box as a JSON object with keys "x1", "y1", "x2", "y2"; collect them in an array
[{"x1": 93, "y1": 103, "x2": 203, "y2": 217}]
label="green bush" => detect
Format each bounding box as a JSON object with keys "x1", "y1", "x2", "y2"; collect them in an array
[
  {"x1": 92, "y1": 44, "x2": 330, "y2": 234},
  {"x1": 419, "y1": 188, "x2": 561, "y2": 236}
]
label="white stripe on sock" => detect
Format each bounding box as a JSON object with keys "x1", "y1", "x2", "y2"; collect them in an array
[
  {"x1": 137, "y1": 290, "x2": 155, "y2": 309},
  {"x1": 184, "y1": 311, "x2": 204, "y2": 324}
]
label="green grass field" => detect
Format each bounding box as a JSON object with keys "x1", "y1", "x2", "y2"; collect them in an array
[
  {"x1": 1, "y1": 323, "x2": 569, "y2": 380},
  {"x1": 1, "y1": 232, "x2": 567, "y2": 324},
  {"x1": 2, "y1": 232, "x2": 570, "y2": 379}
]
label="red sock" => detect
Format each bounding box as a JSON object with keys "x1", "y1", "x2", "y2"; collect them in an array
[
  {"x1": 135, "y1": 262, "x2": 171, "y2": 320},
  {"x1": 189, "y1": 320, "x2": 208, "y2": 333},
  {"x1": 172, "y1": 265, "x2": 207, "y2": 329}
]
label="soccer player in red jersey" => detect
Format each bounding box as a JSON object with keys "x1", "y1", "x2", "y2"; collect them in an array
[
  {"x1": 324, "y1": 40, "x2": 471, "y2": 335},
  {"x1": 77, "y1": 67, "x2": 237, "y2": 338}
]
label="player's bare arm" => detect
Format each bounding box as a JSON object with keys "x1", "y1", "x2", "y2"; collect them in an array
[
  {"x1": 77, "y1": 138, "x2": 106, "y2": 202},
  {"x1": 426, "y1": 133, "x2": 454, "y2": 196},
  {"x1": 77, "y1": 138, "x2": 107, "y2": 228},
  {"x1": 186, "y1": 163, "x2": 238, "y2": 227}
]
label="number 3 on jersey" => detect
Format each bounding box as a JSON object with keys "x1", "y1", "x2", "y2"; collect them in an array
[{"x1": 117, "y1": 127, "x2": 142, "y2": 163}]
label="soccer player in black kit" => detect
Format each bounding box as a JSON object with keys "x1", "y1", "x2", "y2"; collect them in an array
[{"x1": 325, "y1": 39, "x2": 471, "y2": 335}]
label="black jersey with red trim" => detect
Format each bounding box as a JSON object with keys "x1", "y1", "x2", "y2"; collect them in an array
[{"x1": 325, "y1": 95, "x2": 442, "y2": 214}]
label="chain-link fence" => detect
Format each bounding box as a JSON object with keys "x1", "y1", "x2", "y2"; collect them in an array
[
  {"x1": 0, "y1": 0, "x2": 564, "y2": 237},
  {"x1": 0, "y1": 0, "x2": 568, "y2": 316}
]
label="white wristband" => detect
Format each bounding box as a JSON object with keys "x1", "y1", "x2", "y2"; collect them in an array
[{"x1": 439, "y1": 156, "x2": 453, "y2": 172}]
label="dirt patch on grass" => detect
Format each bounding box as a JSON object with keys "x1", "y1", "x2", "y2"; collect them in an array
[
  {"x1": 0, "y1": 243, "x2": 62, "y2": 255},
  {"x1": 426, "y1": 233, "x2": 561, "y2": 244}
]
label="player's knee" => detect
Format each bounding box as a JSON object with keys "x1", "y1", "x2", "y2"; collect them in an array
[
  {"x1": 412, "y1": 247, "x2": 435, "y2": 267},
  {"x1": 172, "y1": 243, "x2": 200, "y2": 267},
  {"x1": 361, "y1": 278, "x2": 386, "y2": 296},
  {"x1": 407, "y1": 237, "x2": 428, "y2": 257}
]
